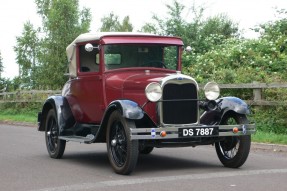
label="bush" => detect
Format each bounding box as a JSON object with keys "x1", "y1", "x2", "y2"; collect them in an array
[
  {"x1": 0, "y1": 102, "x2": 42, "y2": 116},
  {"x1": 182, "y1": 12, "x2": 287, "y2": 135},
  {"x1": 252, "y1": 106, "x2": 287, "y2": 134}
]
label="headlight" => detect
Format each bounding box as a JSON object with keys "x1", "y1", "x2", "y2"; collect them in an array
[
  {"x1": 204, "y1": 82, "x2": 220, "y2": 100},
  {"x1": 145, "y1": 82, "x2": 162, "y2": 102}
]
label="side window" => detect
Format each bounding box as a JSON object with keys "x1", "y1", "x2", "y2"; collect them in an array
[{"x1": 79, "y1": 44, "x2": 99, "y2": 72}]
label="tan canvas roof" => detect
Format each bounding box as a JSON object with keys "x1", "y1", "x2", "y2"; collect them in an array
[{"x1": 66, "y1": 32, "x2": 157, "y2": 77}]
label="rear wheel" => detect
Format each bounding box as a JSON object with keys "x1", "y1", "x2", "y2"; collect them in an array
[
  {"x1": 106, "y1": 110, "x2": 139, "y2": 175},
  {"x1": 215, "y1": 112, "x2": 251, "y2": 168},
  {"x1": 45, "y1": 109, "x2": 66, "y2": 159}
]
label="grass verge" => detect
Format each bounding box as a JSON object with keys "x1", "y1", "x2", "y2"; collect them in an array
[
  {"x1": 0, "y1": 114, "x2": 37, "y2": 124},
  {"x1": 252, "y1": 131, "x2": 287, "y2": 145}
]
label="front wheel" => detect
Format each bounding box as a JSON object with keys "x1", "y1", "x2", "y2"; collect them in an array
[
  {"x1": 106, "y1": 110, "x2": 139, "y2": 175},
  {"x1": 45, "y1": 109, "x2": 66, "y2": 159},
  {"x1": 215, "y1": 113, "x2": 251, "y2": 168},
  {"x1": 139, "y1": 146, "x2": 154, "y2": 154}
]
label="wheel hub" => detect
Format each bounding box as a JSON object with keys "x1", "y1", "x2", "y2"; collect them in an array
[{"x1": 111, "y1": 139, "x2": 117, "y2": 147}]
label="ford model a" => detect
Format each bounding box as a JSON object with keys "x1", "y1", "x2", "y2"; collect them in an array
[{"x1": 37, "y1": 32, "x2": 256, "y2": 175}]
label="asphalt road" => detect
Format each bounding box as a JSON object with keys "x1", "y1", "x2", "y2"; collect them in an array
[{"x1": 1, "y1": 124, "x2": 287, "y2": 191}]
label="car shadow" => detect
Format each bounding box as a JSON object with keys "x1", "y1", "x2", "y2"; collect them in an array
[
  {"x1": 62, "y1": 151, "x2": 111, "y2": 170},
  {"x1": 135, "y1": 154, "x2": 220, "y2": 174},
  {"x1": 59, "y1": 148, "x2": 221, "y2": 175}
]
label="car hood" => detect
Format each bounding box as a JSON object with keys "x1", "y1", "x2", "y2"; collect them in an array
[
  {"x1": 104, "y1": 69, "x2": 178, "y2": 105},
  {"x1": 105, "y1": 69, "x2": 174, "y2": 92}
]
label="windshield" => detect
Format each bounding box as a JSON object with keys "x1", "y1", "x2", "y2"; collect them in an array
[{"x1": 103, "y1": 44, "x2": 179, "y2": 70}]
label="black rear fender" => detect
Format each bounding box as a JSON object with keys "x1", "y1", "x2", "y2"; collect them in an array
[{"x1": 38, "y1": 96, "x2": 75, "y2": 133}]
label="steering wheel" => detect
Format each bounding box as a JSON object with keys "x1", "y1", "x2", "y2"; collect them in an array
[{"x1": 144, "y1": 60, "x2": 167, "y2": 68}]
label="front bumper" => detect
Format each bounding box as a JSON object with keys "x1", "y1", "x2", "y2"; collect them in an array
[{"x1": 130, "y1": 124, "x2": 256, "y2": 140}]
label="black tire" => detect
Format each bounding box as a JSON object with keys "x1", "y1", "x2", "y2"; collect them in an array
[
  {"x1": 215, "y1": 112, "x2": 251, "y2": 168},
  {"x1": 45, "y1": 109, "x2": 66, "y2": 159},
  {"x1": 106, "y1": 110, "x2": 139, "y2": 175},
  {"x1": 139, "y1": 146, "x2": 154, "y2": 154}
]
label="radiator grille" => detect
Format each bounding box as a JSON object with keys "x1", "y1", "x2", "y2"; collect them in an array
[{"x1": 162, "y1": 83, "x2": 198, "y2": 124}]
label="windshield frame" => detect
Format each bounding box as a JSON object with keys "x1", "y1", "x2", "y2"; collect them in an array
[{"x1": 102, "y1": 43, "x2": 181, "y2": 71}]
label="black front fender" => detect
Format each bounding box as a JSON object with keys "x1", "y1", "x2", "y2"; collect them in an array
[
  {"x1": 200, "y1": 97, "x2": 250, "y2": 125},
  {"x1": 107, "y1": 100, "x2": 144, "y2": 120},
  {"x1": 95, "y1": 100, "x2": 145, "y2": 142},
  {"x1": 217, "y1": 96, "x2": 250, "y2": 115}
]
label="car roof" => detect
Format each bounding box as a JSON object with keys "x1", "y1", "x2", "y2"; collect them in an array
[{"x1": 69, "y1": 32, "x2": 157, "y2": 45}]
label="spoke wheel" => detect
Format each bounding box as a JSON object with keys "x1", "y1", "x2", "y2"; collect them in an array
[
  {"x1": 110, "y1": 121, "x2": 127, "y2": 166},
  {"x1": 215, "y1": 112, "x2": 251, "y2": 168},
  {"x1": 45, "y1": 109, "x2": 66, "y2": 159},
  {"x1": 106, "y1": 110, "x2": 139, "y2": 175}
]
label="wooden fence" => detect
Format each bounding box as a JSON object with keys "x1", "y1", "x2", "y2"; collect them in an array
[
  {"x1": 0, "y1": 90, "x2": 62, "y2": 103},
  {"x1": 217, "y1": 82, "x2": 287, "y2": 106},
  {"x1": 0, "y1": 82, "x2": 287, "y2": 106}
]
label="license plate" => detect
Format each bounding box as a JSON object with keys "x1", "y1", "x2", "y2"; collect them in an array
[{"x1": 178, "y1": 127, "x2": 219, "y2": 137}]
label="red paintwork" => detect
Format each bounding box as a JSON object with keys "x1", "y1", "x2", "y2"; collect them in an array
[
  {"x1": 104, "y1": 68, "x2": 176, "y2": 122},
  {"x1": 62, "y1": 35, "x2": 184, "y2": 124},
  {"x1": 62, "y1": 73, "x2": 105, "y2": 123},
  {"x1": 101, "y1": 36, "x2": 184, "y2": 45}
]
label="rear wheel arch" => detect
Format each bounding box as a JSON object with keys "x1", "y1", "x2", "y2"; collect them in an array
[
  {"x1": 39, "y1": 100, "x2": 56, "y2": 131},
  {"x1": 39, "y1": 96, "x2": 75, "y2": 132}
]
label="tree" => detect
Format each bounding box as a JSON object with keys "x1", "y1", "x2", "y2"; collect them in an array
[
  {"x1": 14, "y1": 22, "x2": 38, "y2": 86},
  {"x1": 118, "y1": 16, "x2": 133, "y2": 32},
  {"x1": 35, "y1": 0, "x2": 91, "y2": 88},
  {"x1": 15, "y1": 0, "x2": 91, "y2": 89},
  {"x1": 140, "y1": 0, "x2": 238, "y2": 54},
  {"x1": 259, "y1": 9, "x2": 287, "y2": 39},
  {"x1": 140, "y1": 1, "x2": 187, "y2": 36},
  {"x1": 0, "y1": 51, "x2": 8, "y2": 92},
  {"x1": 0, "y1": 51, "x2": 3, "y2": 78},
  {"x1": 100, "y1": 12, "x2": 133, "y2": 32}
]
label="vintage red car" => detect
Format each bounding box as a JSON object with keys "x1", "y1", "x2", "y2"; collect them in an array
[{"x1": 38, "y1": 32, "x2": 256, "y2": 175}]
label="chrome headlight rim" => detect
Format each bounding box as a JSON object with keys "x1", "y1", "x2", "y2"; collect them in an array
[
  {"x1": 145, "y1": 82, "x2": 162, "y2": 102},
  {"x1": 204, "y1": 82, "x2": 220, "y2": 100}
]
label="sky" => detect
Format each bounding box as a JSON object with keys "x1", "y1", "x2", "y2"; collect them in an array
[{"x1": 0, "y1": 0, "x2": 286, "y2": 79}]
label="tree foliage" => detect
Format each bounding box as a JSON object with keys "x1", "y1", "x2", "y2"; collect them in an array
[
  {"x1": 0, "y1": 51, "x2": 3, "y2": 78},
  {"x1": 100, "y1": 12, "x2": 133, "y2": 32},
  {"x1": 14, "y1": 22, "x2": 38, "y2": 85},
  {"x1": 15, "y1": 0, "x2": 91, "y2": 89},
  {"x1": 140, "y1": 0, "x2": 238, "y2": 55},
  {"x1": 184, "y1": 8, "x2": 287, "y2": 134},
  {"x1": 0, "y1": 51, "x2": 6, "y2": 91},
  {"x1": 186, "y1": 9, "x2": 287, "y2": 84}
]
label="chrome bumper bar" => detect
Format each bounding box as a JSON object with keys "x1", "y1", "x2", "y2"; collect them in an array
[{"x1": 130, "y1": 124, "x2": 256, "y2": 140}]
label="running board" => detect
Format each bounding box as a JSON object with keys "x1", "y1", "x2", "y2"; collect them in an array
[{"x1": 58, "y1": 134, "x2": 95, "y2": 144}]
